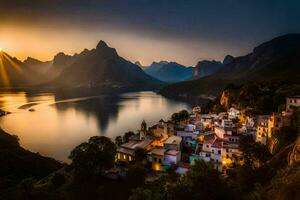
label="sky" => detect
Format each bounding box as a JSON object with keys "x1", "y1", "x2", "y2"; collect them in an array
[{"x1": 0, "y1": 0, "x2": 300, "y2": 66}]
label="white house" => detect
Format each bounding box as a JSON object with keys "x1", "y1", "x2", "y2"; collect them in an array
[{"x1": 228, "y1": 107, "x2": 241, "y2": 119}]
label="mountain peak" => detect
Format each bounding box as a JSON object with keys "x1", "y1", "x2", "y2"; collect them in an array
[
  {"x1": 223, "y1": 55, "x2": 234, "y2": 65},
  {"x1": 96, "y1": 40, "x2": 109, "y2": 49}
]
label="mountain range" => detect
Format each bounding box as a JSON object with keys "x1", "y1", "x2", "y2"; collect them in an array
[
  {"x1": 0, "y1": 41, "x2": 163, "y2": 91},
  {"x1": 160, "y1": 34, "x2": 300, "y2": 97},
  {"x1": 144, "y1": 61, "x2": 193, "y2": 82}
]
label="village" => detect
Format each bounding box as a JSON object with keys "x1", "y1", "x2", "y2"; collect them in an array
[{"x1": 110, "y1": 95, "x2": 300, "y2": 178}]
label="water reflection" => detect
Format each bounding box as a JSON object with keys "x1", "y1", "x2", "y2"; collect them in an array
[{"x1": 0, "y1": 91, "x2": 191, "y2": 162}]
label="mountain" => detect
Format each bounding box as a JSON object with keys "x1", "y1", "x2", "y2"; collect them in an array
[
  {"x1": 150, "y1": 62, "x2": 193, "y2": 82},
  {"x1": 222, "y1": 55, "x2": 234, "y2": 65},
  {"x1": 160, "y1": 34, "x2": 300, "y2": 98},
  {"x1": 192, "y1": 60, "x2": 223, "y2": 78},
  {"x1": 0, "y1": 51, "x2": 36, "y2": 88},
  {"x1": 135, "y1": 61, "x2": 148, "y2": 70},
  {"x1": 144, "y1": 61, "x2": 169, "y2": 75},
  {"x1": 145, "y1": 61, "x2": 193, "y2": 82},
  {"x1": 24, "y1": 57, "x2": 52, "y2": 75},
  {"x1": 52, "y1": 40, "x2": 163, "y2": 91}
]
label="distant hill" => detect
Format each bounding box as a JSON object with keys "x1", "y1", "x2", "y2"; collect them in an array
[
  {"x1": 145, "y1": 61, "x2": 193, "y2": 82},
  {"x1": 144, "y1": 61, "x2": 169, "y2": 74},
  {"x1": 134, "y1": 61, "x2": 146, "y2": 70},
  {"x1": 160, "y1": 34, "x2": 300, "y2": 98},
  {"x1": 52, "y1": 41, "x2": 163, "y2": 91},
  {"x1": 192, "y1": 60, "x2": 223, "y2": 78}
]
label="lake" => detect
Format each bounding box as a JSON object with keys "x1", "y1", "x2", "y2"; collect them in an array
[{"x1": 0, "y1": 91, "x2": 191, "y2": 162}]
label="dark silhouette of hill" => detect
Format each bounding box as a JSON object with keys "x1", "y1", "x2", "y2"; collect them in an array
[
  {"x1": 192, "y1": 60, "x2": 223, "y2": 78},
  {"x1": 160, "y1": 34, "x2": 300, "y2": 97},
  {"x1": 0, "y1": 128, "x2": 62, "y2": 190},
  {"x1": 51, "y1": 41, "x2": 163, "y2": 91},
  {"x1": 145, "y1": 61, "x2": 193, "y2": 82}
]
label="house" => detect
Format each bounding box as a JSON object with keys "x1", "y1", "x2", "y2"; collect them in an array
[
  {"x1": 148, "y1": 136, "x2": 182, "y2": 171},
  {"x1": 221, "y1": 141, "x2": 241, "y2": 167},
  {"x1": 148, "y1": 148, "x2": 165, "y2": 171},
  {"x1": 191, "y1": 131, "x2": 241, "y2": 172},
  {"x1": 192, "y1": 106, "x2": 201, "y2": 114},
  {"x1": 286, "y1": 96, "x2": 300, "y2": 115},
  {"x1": 255, "y1": 115, "x2": 269, "y2": 145},
  {"x1": 116, "y1": 136, "x2": 154, "y2": 162},
  {"x1": 228, "y1": 107, "x2": 240, "y2": 119},
  {"x1": 164, "y1": 135, "x2": 182, "y2": 151},
  {"x1": 176, "y1": 129, "x2": 199, "y2": 148},
  {"x1": 214, "y1": 119, "x2": 236, "y2": 139},
  {"x1": 149, "y1": 119, "x2": 174, "y2": 137},
  {"x1": 164, "y1": 149, "x2": 181, "y2": 165},
  {"x1": 267, "y1": 113, "x2": 284, "y2": 138}
]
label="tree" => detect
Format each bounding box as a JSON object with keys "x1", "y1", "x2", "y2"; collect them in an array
[
  {"x1": 166, "y1": 163, "x2": 179, "y2": 183},
  {"x1": 239, "y1": 135, "x2": 271, "y2": 168},
  {"x1": 171, "y1": 112, "x2": 180, "y2": 123},
  {"x1": 167, "y1": 160, "x2": 230, "y2": 200},
  {"x1": 129, "y1": 188, "x2": 165, "y2": 200},
  {"x1": 51, "y1": 173, "x2": 65, "y2": 187},
  {"x1": 134, "y1": 148, "x2": 147, "y2": 163},
  {"x1": 178, "y1": 110, "x2": 189, "y2": 121},
  {"x1": 127, "y1": 164, "x2": 147, "y2": 187},
  {"x1": 123, "y1": 131, "x2": 135, "y2": 143},
  {"x1": 69, "y1": 136, "x2": 116, "y2": 177},
  {"x1": 115, "y1": 136, "x2": 123, "y2": 146}
]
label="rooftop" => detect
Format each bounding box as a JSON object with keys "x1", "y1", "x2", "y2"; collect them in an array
[
  {"x1": 120, "y1": 137, "x2": 154, "y2": 150},
  {"x1": 164, "y1": 135, "x2": 182, "y2": 145},
  {"x1": 165, "y1": 149, "x2": 179, "y2": 156},
  {"x1": 150, "y1": 148, "x2": 166, "y2": 156}
]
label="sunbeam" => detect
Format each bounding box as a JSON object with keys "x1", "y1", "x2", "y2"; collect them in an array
[
  {"x1": 2, "y1": 53, "x2": 23, "y2": 73},
  {"x1": 0, "y1": 54, "x2": 11, "y2": 87}
]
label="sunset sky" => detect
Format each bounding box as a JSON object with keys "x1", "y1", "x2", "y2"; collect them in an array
[{"x1": 1, "y1": 0, "x2": 300, "y2": 66}]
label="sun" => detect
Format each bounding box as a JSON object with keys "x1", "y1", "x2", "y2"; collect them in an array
[{"x1": 0, "y1": 47, "x2": 2, "y2": 51}]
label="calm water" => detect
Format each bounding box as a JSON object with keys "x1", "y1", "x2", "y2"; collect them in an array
[{"x1": 0, "y1": 91, "x2": 190, "y2": 162}]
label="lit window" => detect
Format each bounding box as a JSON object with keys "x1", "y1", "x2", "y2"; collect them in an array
[
  {"x1": 117, "y1": 153, "x2": 121, "y2": 159},
  {"x1": 129, "y1": 156, "x2": 132, "y2": 161},
  {"x1": 123, "y1": 154, "x2": 127, "y2": 160}
]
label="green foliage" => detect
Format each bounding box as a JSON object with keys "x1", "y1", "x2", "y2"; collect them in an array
[
  {"x1": 123, "y1": 131, "x2": 135, "y2": 143},
  {"x1": 134, "y1": 148, "x2": 147, "y2": 163},
  {"x1": 127, "y1": 164, "x2": 147, "y2": 187},
  {"x1": 290, "y1": 108, "x2": 300, "y2": 132},
  {"x1": 171, "y1": 110, "x2": 190, "y2": 123},
  {"x1": 51, "y1": 173, "x2": 65, "y2": 187},
  {"x1": 167, "y1": 160, "x2": 230, "y2": 200},
  {"x1": 274, "y1": 126, "x2": 298, "y2": 152},
  {"x1": 165, "y1": 164, "x2": 180, "y2": 183},
  {"x1": 69, "y1": 136, "x2": 116, "y2": 177},
  {"x1": 239, "y1": 135, "x2": 271, "y2": 168},
  {"x1": 208, "y1": 82, "x2": 300, "y2": 115},
  {"x1": 129, "y1": 187, "x2": 165, "y2": 200},
  {"x1": 171, "y1": 112, "x2": 181, "y2": 123},
  {"x1": 178, "y1": 110, "x2": 189, "y2": 120},
  {"x1": 115, "y1": 136, "x2": 123, "y2": 146}
]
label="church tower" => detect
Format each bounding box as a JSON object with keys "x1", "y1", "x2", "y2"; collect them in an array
[{"x1": 140, "y1": 120, "x2": 147, "y2": 140}]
